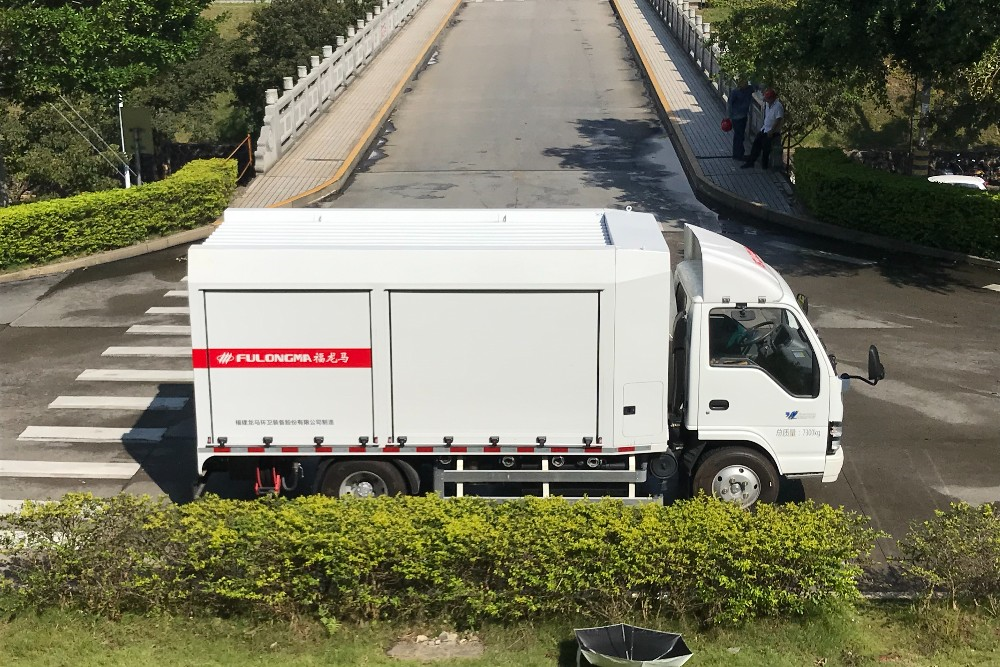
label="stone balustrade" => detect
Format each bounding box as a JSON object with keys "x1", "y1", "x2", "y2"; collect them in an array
[{"x1": 254, "y1": 0, "x2": 424, "y2": 174}]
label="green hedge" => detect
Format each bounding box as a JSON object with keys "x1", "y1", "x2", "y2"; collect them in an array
[
  {"x1": 0, "y1": 493, "x2": 876, "y2": 626},
  {"x1": 899, "y1": 502, "x2": 1000, "y2": 605},
  {"x1": 0, "y1": 158, "x2": 236, "y2": 271},
  {"x1": 793, "y1": 148, "x2": 1000, "y2": 259}
]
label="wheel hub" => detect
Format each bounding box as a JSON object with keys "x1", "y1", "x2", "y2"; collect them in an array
[
  {"x1": 340, "y1": 471, "x2": 387, "y2": 498},
  {"x1": 712, "y1": 465, "x2": 761, "y2": 507}
]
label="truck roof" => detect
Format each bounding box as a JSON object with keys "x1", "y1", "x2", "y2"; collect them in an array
[
  {"x1": 681, "y1": 225, "x2": 786, "y2": 304},
  {"x1": 205, "y1": 208, "x2": 667, "y2": 252}
]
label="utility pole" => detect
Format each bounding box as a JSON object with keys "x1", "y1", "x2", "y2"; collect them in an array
[{"x1": 118, "y1": 92, "x2": 131, "y2": 188}]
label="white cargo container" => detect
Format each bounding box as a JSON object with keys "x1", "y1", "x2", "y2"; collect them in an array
[{"x1": 187, "y1": 208, "x2": 883, "y2": 506}]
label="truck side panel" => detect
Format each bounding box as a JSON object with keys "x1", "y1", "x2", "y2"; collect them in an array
[
  {"x1": 198, "y1": 291, "x2": 374, "y2": 446},
  {"x1": 388, "y1": 291, "x2": 599, "y2": 445}
]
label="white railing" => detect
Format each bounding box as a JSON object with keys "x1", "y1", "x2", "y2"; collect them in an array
[
  {"x1": 643, "y1": 0, "x2": 765, "y2": 137},
  {"x1": 253, "y1": 0, "x2": 424, "y2": 174}
]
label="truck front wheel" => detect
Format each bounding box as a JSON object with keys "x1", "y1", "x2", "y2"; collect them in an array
[
  {"x1": 317, "y1": 460, "x2": 406, "y2": 498},
  {"x1": 692, "y1": 447, "x2": 778, "y2": 507}
]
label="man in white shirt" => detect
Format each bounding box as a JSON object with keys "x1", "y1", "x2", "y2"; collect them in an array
[{"x1": 741, "y1": 88, "x2": 784, "y2": 169}]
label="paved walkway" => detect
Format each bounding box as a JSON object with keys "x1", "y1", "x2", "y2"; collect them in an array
[
  {"x1": 233, "y1": 0, "x2": 798, "y2": 216},
  {"x1": 232, "y1": 0, "x2": 462, "y2": 208},
  {"x1": 615, "y1": 0, "x2": 800, "y2": 216}
]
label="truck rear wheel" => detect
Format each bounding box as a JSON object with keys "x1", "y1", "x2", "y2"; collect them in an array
[
  {"x1": 692, "y1": 447, "x2": 778, "y2": 508},
  {"x1": 317, "y1": 461, "x2": 406, "y2": 498}
]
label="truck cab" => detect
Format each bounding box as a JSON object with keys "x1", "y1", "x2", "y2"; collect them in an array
[{"x1": 668, "y1": 226, "x2": 855, "y2": 505}]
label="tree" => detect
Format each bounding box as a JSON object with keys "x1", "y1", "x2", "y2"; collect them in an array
[
  {"x1": 130, "y1": 31, "x2": 243, "y2": 144},
  {"x1": 0, "y1": 0, "x2": 215, "y2": 102},
  {"x1": 933, "y1": 37, "x2": 1000, "y2": 146},
  {"x1": 710, "y1": 0, "x2": 878, "y2": 148},
  {"x1": 0, "y1": 95, "x2": 123, "y2": 203},
  {"x1": 711, "y1": 0, "x2": 1000, "y2": 150}
]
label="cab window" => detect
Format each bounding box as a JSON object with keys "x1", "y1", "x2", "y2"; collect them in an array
[{"x1": 708, "y1": 307, "x2": 820, "y2": 397}]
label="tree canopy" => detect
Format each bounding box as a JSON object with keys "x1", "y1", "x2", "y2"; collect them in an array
[
  {"x1": 711, "y1": 0, "x2": 1000, "y2": 147},
  {"x1": 0, "y1": 0, "x2": 215, "y2": 101},
  {"x1": 714, "y1": 0, "x2": 1000, "y2": 91}
]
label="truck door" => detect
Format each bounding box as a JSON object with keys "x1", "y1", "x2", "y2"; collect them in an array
[
  {"x1": 698, "y1": 306, "x2": 827, "y2": 474},
  {"x1": 198, "y1": 291, "x2": 374, "y2": 446},
  {"x1": 388, "y1": 291, "x2": 599, "y2": 446}
]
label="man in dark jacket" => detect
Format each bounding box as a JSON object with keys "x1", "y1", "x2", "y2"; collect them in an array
[{"x1": 726, "y1": 81, "x2": 754, "y2": 160}]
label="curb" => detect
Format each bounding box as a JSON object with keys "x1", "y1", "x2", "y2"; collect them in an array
[
  {"x1": 610, "y1": 0, "x2": 1000, "y2": 270},
  {"x1": 0, "y1": 0, "x2": 465, "y2": 285},
  {"x1": 0, "y1": 225, "x2": 216, "y2": 285}
]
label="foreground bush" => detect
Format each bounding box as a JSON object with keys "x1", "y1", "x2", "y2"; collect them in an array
[
  {"x1": 0, "y1": 493, "x2": 876, "y2": 626},
  {"x1": 793, "y1": 148, "x2": 1000, "y2": 259},
  {"x1": 899, "y1": 501, "x2": 1000, "y2": 605},
  {"x1": 0, "y1": 158, "x2": 236, "y2": 270}
]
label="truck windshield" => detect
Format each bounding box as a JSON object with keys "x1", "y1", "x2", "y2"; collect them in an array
[{"x1": 708, "y1": 307, "x2": 820, "y2": 398}]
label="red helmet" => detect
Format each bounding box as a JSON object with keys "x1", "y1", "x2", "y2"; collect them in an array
[{"x1": 721, "y1": 118, "x2": 733, "y2": 132}]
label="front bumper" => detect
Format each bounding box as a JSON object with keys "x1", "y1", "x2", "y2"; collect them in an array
[{"x1": 822, "y1": 446, "x2": 844, "y2": 482}]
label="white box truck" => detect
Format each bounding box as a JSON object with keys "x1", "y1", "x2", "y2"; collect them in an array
[{"x1": 187, "y1": 208, "x2": 883, "y2": 506}]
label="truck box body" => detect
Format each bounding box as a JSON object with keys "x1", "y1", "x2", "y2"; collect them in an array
[{"x1": 187, "y1": 209, "x2": 672, "y2": 464}]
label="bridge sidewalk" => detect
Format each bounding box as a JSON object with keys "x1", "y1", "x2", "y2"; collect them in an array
[
  {"x1": 232, "y1": 0, "x2": 461, "y2": 208},
  {"x1": 614, "y1": 0, "x2": 800, "y2": 217}
]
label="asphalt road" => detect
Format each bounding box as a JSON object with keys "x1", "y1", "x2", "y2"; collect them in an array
[{"x1": 2, "y1": 0, "x2": 999, "y2": 561}]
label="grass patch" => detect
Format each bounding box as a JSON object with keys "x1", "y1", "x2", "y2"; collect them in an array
[
  {"x1": 203, "y1": 2, "x2": 259, "y2": 40},
  {"x1": 2, "y1": 604, "x2": 1000, "y2": 666},
  {"x1": 699, "y1": 5, "x2": 731, "y2": 26}
]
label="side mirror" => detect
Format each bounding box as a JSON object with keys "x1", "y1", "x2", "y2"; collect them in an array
[
  {"x1": 838, "y1": 345, "x2": 885, "y2": 387},
  {"x1": 796, "y1": 293, "x2": 809, "y2": 316},
  {"x1": 868, "y1": 345, "x2": 885, "y2": 384}
]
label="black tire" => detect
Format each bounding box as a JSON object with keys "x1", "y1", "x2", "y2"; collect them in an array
[
  {"x1": 692, "y1": 446, "x2": 779, "y2": 507},
  {"x1": 317, "y1": 460, "x2": 407, "y2": 498}
]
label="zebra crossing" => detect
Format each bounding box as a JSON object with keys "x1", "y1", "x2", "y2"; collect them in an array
[{"x1": 2, "y1": 277, "x2": 193, "y2": 511}]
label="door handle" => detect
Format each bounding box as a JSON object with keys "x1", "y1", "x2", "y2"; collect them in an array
[{"x1": 709, "y1": 399, "x2": 729, "y2": 411}]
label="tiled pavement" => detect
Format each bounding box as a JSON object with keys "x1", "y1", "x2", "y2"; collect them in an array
[{"x1": 614, "y1": 0, "x2": 800, "y2": 216}]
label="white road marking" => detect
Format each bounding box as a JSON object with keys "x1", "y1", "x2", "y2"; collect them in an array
[
  {"x1": 103, "y1": 346, "x2": 190, "y2": 357},
  {"x1": 48, "y1": 396, "x2": 189, "y2": 411},
  {"x1": 809, "y1": 307, "x2": 909, "y2": 329},
  {"x1": 932, "y1": 484, "x2": 1000, "y2": 505},
  {"x1": 76, "y1": 369, "x2": 193, "y2": 383},
  {"x1": 164, "y1": 290, "x2": 187, "y2": 297},
  {"x1": 18, "y1": 426, "x2": 166, "y2": 443},
  {"x1": 984, "y1": 284, "x2": 1000, "y2": 292},
  {"x1": 180, "y1": 276, "x2": 187, "y2": 282},
  {"x1": 145, "y1": 306, "x2": 189, "y2": 315},
  {"x1": 768, "y1": 241, "x2": 876, "y2": 266},
  {"x1": 127, "y1": 325, "x2": 191, "y2": 335},
  {"x1": 0, "y1": 460, "x2": 141, "y2": 479}
]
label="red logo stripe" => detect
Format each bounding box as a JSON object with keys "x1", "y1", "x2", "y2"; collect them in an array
[{"x1": 192, "y1": 348, "x2": 372, "y2": 369}]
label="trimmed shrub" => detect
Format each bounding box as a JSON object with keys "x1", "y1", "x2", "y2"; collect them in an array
[
  {"x1": 899, "y1": 502, "x2": 1000, "y2": 605},
  {"x1": 0, "y1": 158, "x2": 236, "y2": 271},
  {"x1": 793, "y1": 148, "x2": 1000, "y2": 259},
  {"x1": 0, "y1": 493, "x2": 876, "y2": 626}
]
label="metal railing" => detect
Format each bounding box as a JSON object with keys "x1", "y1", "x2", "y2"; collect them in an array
[{"x1": 253, "y1": 0, "x2": 424, "y2": 174}]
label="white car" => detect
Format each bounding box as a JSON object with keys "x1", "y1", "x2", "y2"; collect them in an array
[{"x1": 928, "y1": 175, "x2": 988, "y2": 191}]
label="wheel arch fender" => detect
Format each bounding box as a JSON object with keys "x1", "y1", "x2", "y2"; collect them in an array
[
  {"x1": 696, "y1": 433, "x2": 783, "y2": 475},
  {"x1": 391, "y1": 459, "x2": 421, "y2": 495}
]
